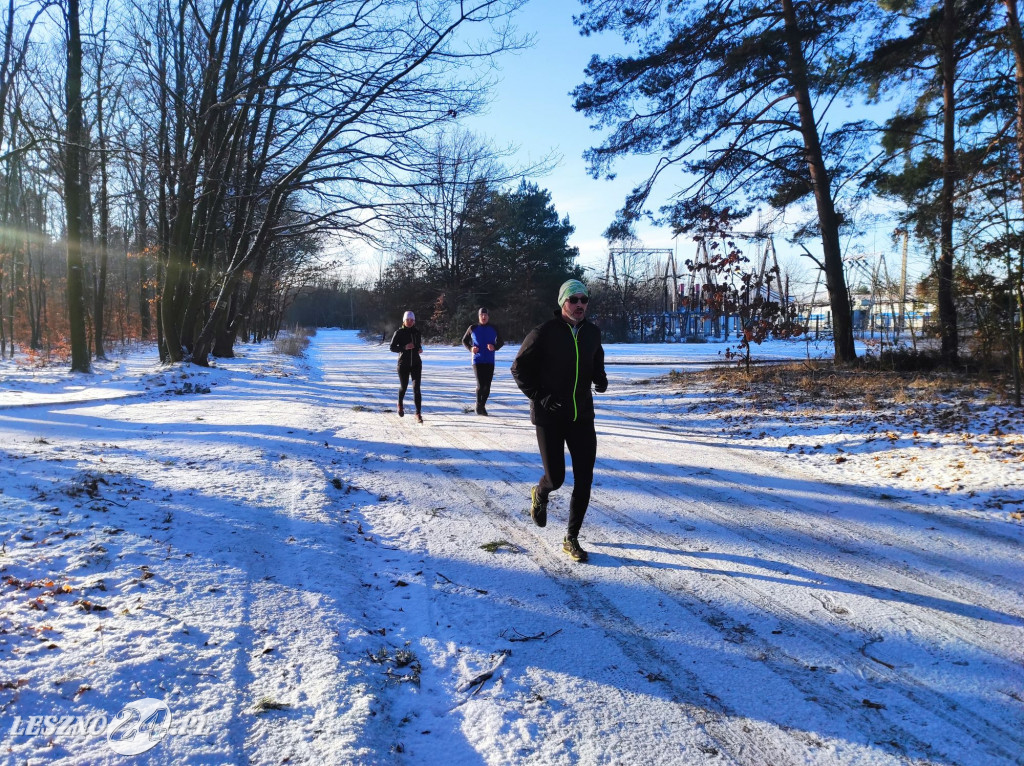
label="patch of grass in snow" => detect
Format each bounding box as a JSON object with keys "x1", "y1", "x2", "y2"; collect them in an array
[
  {"x1": 252, "y1": 696, "x2": 291, "y2": 714},
  {"x1": 681, "y1": 361, "x2": 1016, "y2": 415},
  {"x1": 393, "y1": 648, "x2": 417, "y2": 668},
  {"x1": 365, "y1": 644, "x2": 422, "y2": 684},
  {"x1": 479, "y1": 539, "x2": 518, "y2": 554}
]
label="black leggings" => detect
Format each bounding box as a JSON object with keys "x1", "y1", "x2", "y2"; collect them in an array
[
  {"x1": 535, "y1": 419, "x2": 597, "y2": 537},
  {"x1": 473, "y1": 363, "x2": 495, "y2": 407},
  {"x1": 398, "y1": 364, "x2": 422, "y2": 413}
]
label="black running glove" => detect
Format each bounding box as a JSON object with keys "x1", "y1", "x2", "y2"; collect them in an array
[
  {"x1": 538, "y1": 393, "x2": 562, "y2": 413},
  {"x1": 594, "y1": 380, "x2": 607, "y2": 393}
]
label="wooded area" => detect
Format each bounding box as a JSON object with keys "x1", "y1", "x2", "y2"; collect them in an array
[
  {"x1": 0, "y1": 0, "x2": 1021, "y2": 383},
  {"x1": 0, "y1": 0, "x2": 532, "y2": 367}
]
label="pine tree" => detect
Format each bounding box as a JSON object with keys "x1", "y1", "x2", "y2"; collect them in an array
[
  {"x1": 571, "y1": 0, "x2": 884, "y2": 363},
  {"x1": 864, "y1": 0, "x2": 998, "y2": 366}
]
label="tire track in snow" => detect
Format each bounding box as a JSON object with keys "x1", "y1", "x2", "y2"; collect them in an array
[
  {"x1": 604, "y1": 397, "x2": 1024, "y2": 592},
  {"x1": 314, "y1": 334, "x2": 1024, "y2": 763},
  {"x1": 420, "y1": 419, "x2": 963, "y2": 765},
  {"x1": 592, "y1": 411, "x2": 1024, "y2": 661},
  {"x1": 378, "y1": 398, "x2": 1021, "y2": 763},
  {"x1": 319, "y1": 354, "x2": 789, "y2": 763},
  {"x1": 398, "y1": 430, "x2": 796, "y2": 765},
  {"x1": 326, "y1": 372, "x2": 927, "y2": 762},
  {"x1": 586, "y1": 410, "x2": 1024, "y2": 762}
]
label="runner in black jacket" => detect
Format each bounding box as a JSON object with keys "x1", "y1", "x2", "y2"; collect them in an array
[
  {"x1": 389, "y1": 310, "x2": 424, "y2": 422},
  {"x1": 511, "y1": 279, "x2": 607, "y2": 562}
]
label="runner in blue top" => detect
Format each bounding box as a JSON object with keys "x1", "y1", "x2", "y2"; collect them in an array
[{"x1": 461, "y1": 307, "x2": 504, "y2": 416}]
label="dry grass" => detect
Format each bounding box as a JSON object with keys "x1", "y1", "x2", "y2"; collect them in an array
[
  {"x1": 682, "y1": 361, "x2": 1014, "y2": 413},
  {"x1": 273, "y1": 326, "x2": 315, "y2": 357},
  {"x1": 252, "y1": 696, "x2": 290, "y2": 714}
]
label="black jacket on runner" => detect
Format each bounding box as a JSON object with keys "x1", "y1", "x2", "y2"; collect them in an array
[
  {"x1": 389, "y1": 325, "x2": 422, "y2": 369},
  {"x1": 511, "y1": 312, "x2": 607, "y2": 426}
]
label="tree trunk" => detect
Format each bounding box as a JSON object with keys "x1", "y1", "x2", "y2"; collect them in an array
[
  {"x1": 937, "y1": 0, "x2": 959, "y2": 366},
  {"x1": 65, "y1": 0, "x2": 90, "y2": 373},
  {"x1": 781, "y1": 0, "x2": 857, "y2": 363},
  {"x1": 0, "y1": 264, "x2": 5, "y2": 358},
  {"x1": 155, "y1": 258, "x2": 166, "y2": 362},
  {"x1": 139, "y1": 258, "x2": 150, "y2": 339},
  {"x1": 198, "y1": 255, "x2": 265, "y2": 363},
  {"x1": 93, "y1": 59, "x2": 109, "y2": 359},
  {"x1": 3, "y1": 249, "x2": 11, "y2": 357},
  {"x1": 158, "y1": 0, "x2": 197, "y2": 364},
  {"x1": 1, "y1": 169, "x2": 12, "y2": 357},
  {"x1": 136, "y1": 150, "x2": 151, "y2": 339},
  {"x1": 1003, "y1": 0, "x2": 1024, "y2": 403},
  {"x1": 209, "y1": 290, "x2": 235, "y2": 358},
  {"x1": 160, "y1": 232, "x2": 190, "y2": 362},
  {"x1": 27, "y1": 237, "x2": 41, "y2": 349}
]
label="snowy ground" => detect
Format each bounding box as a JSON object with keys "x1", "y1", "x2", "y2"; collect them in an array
[{"x1": 0, "y1": 329, "x2": 1022, "y2": 766}]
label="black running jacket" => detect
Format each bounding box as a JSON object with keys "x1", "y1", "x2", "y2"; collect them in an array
[
  {"x1": 389, "y1": 325, "x2": 422, "y2": 370},
  {"x1": 511, "y1": 313, "x2": 607, "y2": 425}
]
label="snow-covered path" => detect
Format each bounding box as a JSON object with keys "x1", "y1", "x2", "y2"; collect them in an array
[{"x1": 1, "y1": 329, "x2": 1022, "y2": 765}]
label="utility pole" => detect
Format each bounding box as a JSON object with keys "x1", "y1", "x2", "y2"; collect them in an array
[
  {"x1": 604, "y1": 249, "x2": 620, "y2": 288},
  {"x1": 899, "y1": 228, "x2": 909, "y2": 339},
  {"x1": 663, "y1": 247, "x2": 679, "y2": 313}
]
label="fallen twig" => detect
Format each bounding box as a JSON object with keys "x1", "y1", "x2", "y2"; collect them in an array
[
  {"x1": 500, "y1": 627, "x2": 563, "y2": 643},
  {"x1": 457, "y1": 650, "x2": 510, "y2": 695},
  {"x1": 436, "y1": 572, "x2": 488, "y2": 595},
  {"x1": 859, "y1": 639, "x2": 895, "y2": 669}
]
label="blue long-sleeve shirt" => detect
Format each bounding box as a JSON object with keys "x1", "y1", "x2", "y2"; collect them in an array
[{"x1": 461, "y1": 323, "x2": 504, "y2": 365}]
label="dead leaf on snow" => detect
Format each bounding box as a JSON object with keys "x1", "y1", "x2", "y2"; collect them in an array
[{"x1": 73, "y1": 599, "x2": 108, "y2": 612}]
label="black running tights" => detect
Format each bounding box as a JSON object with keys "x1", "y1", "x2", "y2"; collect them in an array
[
  {"x1": 398, "y1": 364, "x2": 422, "y2": 413},
  {"x1": 473, "y1": 363, "x2": 495, "y2": 407},
  {"x1": 535, "y1": 419, "x2": 597, "y2": 537}
]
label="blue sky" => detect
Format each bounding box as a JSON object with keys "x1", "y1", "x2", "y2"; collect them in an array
[
  {"x1": 462, "y1": 0, "x2": 676, "y2": 277},
  {"x1": 338, "y1": 0, "x2": 680, "y2": 285}
]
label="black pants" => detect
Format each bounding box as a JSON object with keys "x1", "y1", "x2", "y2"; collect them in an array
[
  {"x1": 398, "y1": 364, "x2": 421, "y2": 413},
  {"x1": 473, "y1": 363, "x2": 494, "y2": 408},
  {"x1": 535, "y1": 418, "x2": 597, "y2": 538}
]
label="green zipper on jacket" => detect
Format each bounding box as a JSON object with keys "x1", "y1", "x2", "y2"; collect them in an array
[{"x1": 569, "y1": 324, "x2": 580, "y2": 421}]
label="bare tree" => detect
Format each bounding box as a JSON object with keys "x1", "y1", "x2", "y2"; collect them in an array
[
  {"x1": 0, "y1": 0, "x2": 48, "y2": 357},
  {"x1": 64, "y1": 0, "x2": 90, "y2": 371},
  {"x1": 113, "y1": 0, "x2": 529, "y2": 364},
  {"x1": 88, "y1": 0, "x2": 121, "y2": 358}
]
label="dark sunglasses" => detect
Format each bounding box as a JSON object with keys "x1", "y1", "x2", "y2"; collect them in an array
[{"x1": 568, "y1": 295, "x2": 589, "y2": 305}]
